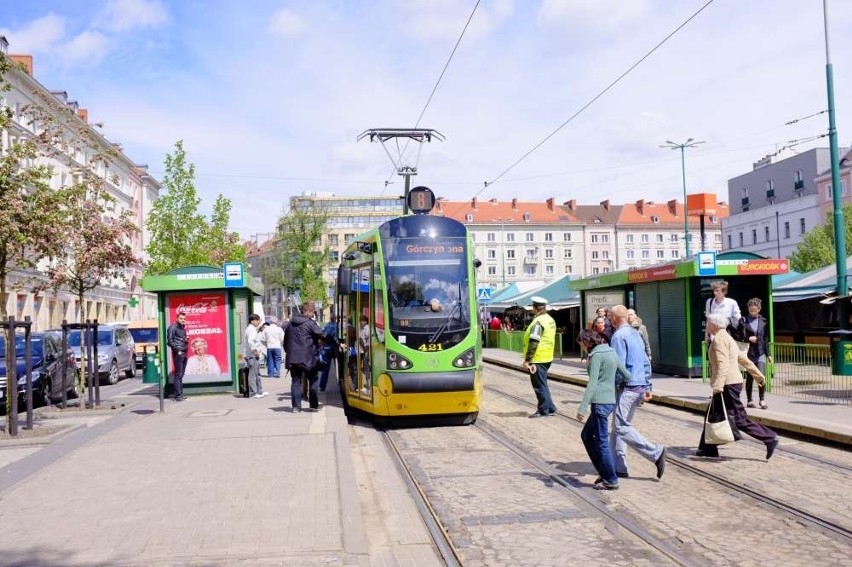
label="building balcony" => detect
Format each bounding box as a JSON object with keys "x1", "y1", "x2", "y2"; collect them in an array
[{"x1": 523, "y1": 256, "x2": 539, "y2": 265}]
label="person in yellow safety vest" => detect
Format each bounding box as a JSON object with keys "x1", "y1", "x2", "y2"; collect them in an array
[{"x1": 522, "y1": 296, "x2": 558, "y2": 418}]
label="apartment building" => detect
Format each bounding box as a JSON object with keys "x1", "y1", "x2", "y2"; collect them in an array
[
  {"x1": 0, "y1": 38, "x2": 159, "y2": 328},
  {"x1": 247, "y1": 193, "x2": 403, "y2": 319},
  {"x1": 723, "y1": 148, "x2": 844, "y2": 258}
]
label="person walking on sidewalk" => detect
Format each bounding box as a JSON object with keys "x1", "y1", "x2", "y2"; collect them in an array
[
  {"x1": 284, "y1": 301, "x2": 325, "y2": 412},
  {"x1": 522, "y1": 296, "x2": 558, "y2": 418},
  {"x1": 738, "y1": 298, "x2": 770, "y2": 409},
  {"x1": 166, "y1": 311, "x2": 188, "y2": 401},
  {"x1": 608, "y1": 305, "x2": 667, "y2": 480},
  {"x1": 576, "y1": 331, "x2": 631, "y2": 491},
  {"x1": 697, "y1": 313, "x2": 779, "y2": 459},
  {"x1": 264, "y1": 319, "x2": 285, "y2": 378},
  {"x1": 244, "y1": 314, "x2": 268, "y2": 399}
]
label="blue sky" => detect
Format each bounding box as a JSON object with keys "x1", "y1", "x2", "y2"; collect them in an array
[{"x1": 4, "y1": 0, "x2": 852, "y2": 240}]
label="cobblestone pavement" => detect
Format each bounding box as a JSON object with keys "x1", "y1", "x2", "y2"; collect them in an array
[
  {"x1": 478, "y1": 364, "x2": 852, "y2": 566},
  {"x1": 389, "y1": 426, "x2": 678, "y2": 566}
]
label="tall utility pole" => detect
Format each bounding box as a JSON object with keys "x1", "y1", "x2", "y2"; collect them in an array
[
  {"x1": 357, "y1": 128, "x2": 445, "y2": 214},
  {"x1": 660, "y1": 139, "x2": 704, "y2": 258},
  {"x1": 823, "y1": 0, "x2": 848, "y2": 329}
]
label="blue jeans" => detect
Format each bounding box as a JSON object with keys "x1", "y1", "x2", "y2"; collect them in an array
[
  {"x1": 266, "y1": 348, "x2": 282, "y2": 377},
  {"x1": 610, "y1": 387, "x2": 663, "y2": 474},
  {"x1": 319, "y1": 360, "x2": 332, "y2": 391},
  {"x1": 529, "y1": 361, "x2": 557, "y2": 415},
  {"x1": 581, "y1": 403, "x2": 617, "y2": 484}
]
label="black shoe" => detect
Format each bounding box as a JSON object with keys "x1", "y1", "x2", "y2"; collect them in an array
[
  {"x1": 594, "y1": 477, "x2": 604, "y2": 485},
  {"x1": 615, "y1": 471, "x2": 629, "y2": 479},
  {"x1": 593, "y1": 481, "x2": 619, "y2": 491},
  {"x1": 528, "y1": 411, "x2": 546, "y2": 418},
  {"x1": 695, "y1": 450, "x2": 719, "y2": 458},
  {"x1": 766, "y1": 439, "x2": 779, "y2": 460},
  {"x1": 655, "y1": 447, "x2": 667, "y2": 479}
]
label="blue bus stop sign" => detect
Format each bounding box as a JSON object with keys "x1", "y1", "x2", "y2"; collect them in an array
[
  {"x1": 223, "y1": 262, "x2": 245, "y2": 287},
  {"x1": 477, "y1": 288, "x2": 492, "y2": 303}
]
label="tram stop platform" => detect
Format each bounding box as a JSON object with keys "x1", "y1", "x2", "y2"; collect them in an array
[
  {"x1": 483, "y1": 347, "x2": 852, "y2": 447},
  {"x1": 0, "y1": 375, "x2": 445, "y2": 567}
]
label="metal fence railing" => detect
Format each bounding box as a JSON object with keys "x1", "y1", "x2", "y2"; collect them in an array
[
  {"x1": 484, "y1": 330, "x2": 564, "y2": 359},
  {"x1": 768, "y1": 343, "x2": 851, "y2": 405}
]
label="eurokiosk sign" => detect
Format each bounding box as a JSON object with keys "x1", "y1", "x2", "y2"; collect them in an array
[
  {"x1": 571, "y1": 252, "x2": 789, "y2": 378},
  {"x1": 141, "y1": 264, "x2": 264, "y2": 396}
]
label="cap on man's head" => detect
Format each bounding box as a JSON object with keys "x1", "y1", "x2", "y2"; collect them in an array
[{"x1": 530, "y1": 296, "x2": 548, "y2": 308}]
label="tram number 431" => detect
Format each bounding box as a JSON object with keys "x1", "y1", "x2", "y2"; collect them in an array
[{"x1": 418, "y1": 343, "x2": 443, "y2": 352}]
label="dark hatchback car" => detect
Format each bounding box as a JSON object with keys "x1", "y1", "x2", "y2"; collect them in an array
[{"x1": 0, "y1": 331, "x2": 80, "y2": 406}]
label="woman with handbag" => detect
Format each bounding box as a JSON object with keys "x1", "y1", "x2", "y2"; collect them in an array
[{"x1": 697, "y1": 313, "x2": 779, "y2": 459}]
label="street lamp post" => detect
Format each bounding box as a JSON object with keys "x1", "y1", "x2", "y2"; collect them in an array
[
  {"x1": 492, "y1": 218, "x2": 511, "y2": 287},
  {"x1": 660, "y1": 138, "x2": 705, "y2": 258}
]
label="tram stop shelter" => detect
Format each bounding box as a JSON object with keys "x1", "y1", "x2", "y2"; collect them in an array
[
  {"x1": 570, "y1": 252, "x2": 789, "y2": 377},
  {"x1": 141, "y1": 264, "x2": 264, "y2": 395}
]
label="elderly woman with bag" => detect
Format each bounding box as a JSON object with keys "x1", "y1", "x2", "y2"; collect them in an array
[
  {"x1": 697, "y1": 313, "x2": 780, "y2": 459},
  {"x1": 576, "y1": 331, "x2": 631, "y2": 491}
]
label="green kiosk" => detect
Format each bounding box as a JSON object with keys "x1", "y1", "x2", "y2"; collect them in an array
[
  {"x1": 141, "y1": 264, "x2": 264, "y2": 395},
  {"x1": 571, "y1": 252, "x2": 789, "y2": 377}
]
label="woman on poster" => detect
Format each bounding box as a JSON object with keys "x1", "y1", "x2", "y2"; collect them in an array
[{"x1": 185, "y1": 337, "x2": 223, "y2": 375}]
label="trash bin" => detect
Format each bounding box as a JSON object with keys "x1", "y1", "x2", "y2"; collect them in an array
[
  {"x1": 829, "y1": 329, "x2": 852, "y2": 376},
  {"x1": 143, "y1": 347, "x2": 161, "y2": 384}
]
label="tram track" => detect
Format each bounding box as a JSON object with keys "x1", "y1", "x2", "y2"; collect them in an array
[
  {"x1": 483, "y1": 380, "x2": 852, "y2": 544},
  {"x1": 484, "y1": 360, "x2": 852, "y2": 476},
  {"x1": 380, "y1": 420, "x2": 696, "y2": 566},
  {"x1": 381, "y1": 430, "x2": 463, "y2": 567}
]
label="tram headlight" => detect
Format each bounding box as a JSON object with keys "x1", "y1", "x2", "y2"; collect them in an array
[
  {"x1": 387, "y1": 350, "x2": 413, "y2": 370},
  {"x1": 452, "y1": 348, "x2": 476, "y2": 368}
]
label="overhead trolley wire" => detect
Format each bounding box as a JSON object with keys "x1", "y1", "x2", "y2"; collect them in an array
[
  {"x1": 456, "y1": 0, "x2": 716, "y2": 213},
  {"x1": 381, "y1": 0, "x2": 482, "y2": 193}
]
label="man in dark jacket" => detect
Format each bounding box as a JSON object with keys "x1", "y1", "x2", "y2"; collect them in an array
[
  {"x1": 166, "y1": 311, "x2": 188, "y2": 401},
  {"x1": 283, "y1": 301, "x2": 325, "y2": 412}
]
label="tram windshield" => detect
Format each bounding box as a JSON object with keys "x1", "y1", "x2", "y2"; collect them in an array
[{"x1": 382, "y1": 233, "x2": 471, "y2": 350}]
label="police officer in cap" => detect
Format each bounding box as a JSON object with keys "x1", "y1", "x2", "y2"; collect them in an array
[{"x1": 522, "y1": 296, "x2": 558, "y2": 418}]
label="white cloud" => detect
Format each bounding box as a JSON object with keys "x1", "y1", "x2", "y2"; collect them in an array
[
  {"x1": 0, "y1": 13, "x2": 65, "y2": 53},
  {"x1": 61, "y1": 30, "x2": 110, "y2": 64},
  {"x1": 269, "y1": 8, "x2": 306, "y2": 37},
  {"x1": 95, "y1": 0, "x2": 169, "y2": 32}
]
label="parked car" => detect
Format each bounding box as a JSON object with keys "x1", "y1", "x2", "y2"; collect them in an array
[
  {"x1": 0, "y1": 331, "x2": 80, "y2": 406},
  {"x1": 64, "y1": 325, "x2": 136, "y2": 385},
  {"x1": 127, "y1": 319, "x2": 159, "y2": 368}
]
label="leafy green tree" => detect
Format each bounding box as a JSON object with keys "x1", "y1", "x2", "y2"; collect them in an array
[
  {"x1": 145, "y1": 141, "x2": 244, "y2": 275},
  {"x1": 789, "y1": 205, "x2": 852, "y2": 273},
  {"x1": 271, "y1": 203, "x2": 331, "y2": 306},
  {"x1": 1, "y1": 53, "x2": 77, "y2": 422}
]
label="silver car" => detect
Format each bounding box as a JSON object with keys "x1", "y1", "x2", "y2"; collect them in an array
[{"x1": 66, "y1": 325, "x2": 136, "y2": 385}]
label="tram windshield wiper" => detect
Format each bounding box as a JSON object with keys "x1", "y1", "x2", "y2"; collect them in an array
[{"x1": 428, "y1": 301, "x2": 461, "y2": 345}]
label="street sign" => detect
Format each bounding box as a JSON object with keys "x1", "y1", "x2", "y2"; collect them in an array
[
  {"x1": 477, "y1": 288, "x2": 492, "y2": 302},
  {"x1": 223, "y1": 262, "x2": 245, "y2": 288},
  {"x1": 697, "y1": 251, "x2": 717, "y2": 276}
]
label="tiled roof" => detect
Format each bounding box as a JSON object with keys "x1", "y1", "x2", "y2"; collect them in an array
[
  {"x1": 617, "y1": 199, "x2": 729, "y2": 227},
  {"x1": 433, "y1": 198, "x2": 579, "y2": 223}
]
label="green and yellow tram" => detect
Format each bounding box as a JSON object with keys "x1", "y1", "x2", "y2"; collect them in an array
[{"x1": 335, "y1": 187, "x2": 481, "y2": 425}]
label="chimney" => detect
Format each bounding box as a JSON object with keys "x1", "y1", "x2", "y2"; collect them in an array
[
  {"x1": 563, "y1": 199, "x2": 577, "y2": 211},
  {"x1": 471, "y1": 197, "x2": 477, "y2": 210},
  {"x1": 511, "y1": 198, "x2": 518, "y2": 211},
  {"x1": 636, "y1": 199, "x2": 644, "y2": 215},
  {"x1": 9, "y1": 54, "x2": 33, "y2": 75},
  {"x1": 546, "y1": 197, "x2": 555, "y2": 212},
  {"x1": 667, "y1": 199, "x2": 678, "y2": 216},
  {"x1": 76, "y1": 108, "x2": 88, "y2": 123},
  {"x1": 600, "y1": 200, "x2": 610, "y2": 211}
]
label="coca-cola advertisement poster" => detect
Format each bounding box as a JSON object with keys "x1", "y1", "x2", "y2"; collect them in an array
[{"x1": 166, "y1": 291, "x2": 231, "y2": 384}]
